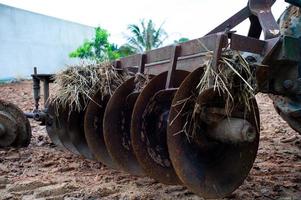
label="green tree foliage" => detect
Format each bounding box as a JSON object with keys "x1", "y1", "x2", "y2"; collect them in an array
[
  {"x1": 69, "y1": 40, "x2": 94, "y2": 59},
  {"x1": 126, "y1": 19, "x2": 168, "y2": 53},
  {"x1": 69, "y1": 27, "x2": 121, "y2": 62},
  {"x1": 174, "y1": 37, "x2": 189, "y2": 44},
  {"x1": 70, "y1": 20, "x2": 169, "y2": 61},
  {"x1": 118, "y1": 45, "x2": 136, "y2": 57}
]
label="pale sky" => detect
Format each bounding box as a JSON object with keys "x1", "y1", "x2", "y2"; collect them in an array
[{"x1": 0, "y1": 0, "x2": 289, "y2": 46}]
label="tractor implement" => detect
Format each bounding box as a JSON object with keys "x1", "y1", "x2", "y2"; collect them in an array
[{"x1": 5, "y1": 0, "x2": 300, "y2": 198}]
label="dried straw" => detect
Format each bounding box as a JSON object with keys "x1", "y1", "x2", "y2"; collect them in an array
[
  {"x1": 134, "y1": 72, "x2": 151, "y2": 91},
  {"x1": 170, "y1": 47, "x2": 257, "y2": 140},
  {"x1": 197, "y1": 50, "x2": 256, "y2": 115},
  {"x1": 50, "y1": 62, "x2": 130, "y2": 112}
]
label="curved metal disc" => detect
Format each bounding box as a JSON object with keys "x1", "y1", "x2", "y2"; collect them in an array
[
  {"x1": 84, "y1": 93, "x2": 118, "y2": 168},
  {"x1": 0, "y1": 100, "x2": 32, "y2": 148},
  {"x1": 46, "y1": 102, "x2": 79, "y2": 154},
  {"x1": 103, "y1": 78, "x2": 144, "y2": 176},
  {"x1": 167, "y1": 67, "x2": 260, "y2": 199},
  {"x1": 67, "y1": 109, "x2": 94, "y2": 160},
  {"x1": 131, "y1": 70, "x2": 189, "y2": 185},
  {"x1": 0, "y1": 110, "x2": 17, "y2": 147},
  {"x1": 45, "y1": 102, "x2": 64, "y2": 147}
]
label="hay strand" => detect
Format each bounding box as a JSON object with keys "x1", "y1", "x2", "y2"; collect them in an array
[{"x1": 50, "y1": 62, "x2": 130, "y2": 112}]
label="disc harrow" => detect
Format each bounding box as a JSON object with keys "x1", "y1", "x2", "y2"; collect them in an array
[{"x1": 19, "y1": 0, "x2": 301, "y2": 198}]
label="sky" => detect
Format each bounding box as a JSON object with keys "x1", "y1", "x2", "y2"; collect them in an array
[{"x1": 0, "y1": 0, "x2": 289, "y2": 46}]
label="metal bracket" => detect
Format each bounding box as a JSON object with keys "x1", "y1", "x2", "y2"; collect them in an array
[
  {"x1": 166, "y1": 45, "x2": 180, "y2": 89},
  {"x1": 138, "y1": 54, "x2": 147, "y2": 74},
  {"x1": 26, "y1": 67, "x2": 54, "y2": 124},
  {"x1": 249, "y1": 0, "x2": 280, "y2": 39},
  {"x1": 212, "y1": 33, "x2": 228, "y2": 70},
  {"x1": 206, "y1": 6, "x2": 251, "y2": 35}
]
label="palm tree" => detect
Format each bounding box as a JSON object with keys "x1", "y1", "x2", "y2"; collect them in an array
[{"x1": 126, "y1": 19, "x2": 168, "y2": 53}]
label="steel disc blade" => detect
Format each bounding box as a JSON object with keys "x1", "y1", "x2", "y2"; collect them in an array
[
  {"x1": 103, "y1": 78, "x2": 144, "y2": 176},
  {"x1": 67, "y1": 109, "x2": 94, "y2": 160},
  {"x1": 131, "y1": 70, "x2": 189, "y2": 185},
  {"x1": 84, "y1": 93, "x2": 118, "y2": 168},
  {"x1": 46, "y1": 102, "x2": 79, "y2": 154},
  {"x1": 0, "y1": 110, "x2": 17, "y2": 147},
  {"x1": 0, "y1": 100, "x2": 31, "y2": 148},
  {"x1": 167, "y1": 67, "x2": 260, "y2": 199},
  {"x1": 45, "y1": 102, "x2": 64, "y2": 147}
]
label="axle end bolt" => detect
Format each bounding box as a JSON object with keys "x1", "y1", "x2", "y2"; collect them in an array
[{"x1": 283, "y1": 80, "x2": 294, "y2": 90}]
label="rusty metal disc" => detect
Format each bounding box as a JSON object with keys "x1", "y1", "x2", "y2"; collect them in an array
[
  {"x1": 131, "y1": 70, "x2": 189, "y2": 185},
  {"x1": 0, "y1": 100, "x2": 31, "y2": 148},
  {"x1": 167, "y1": 67, "x2": 260, "y2": 199},
  {"x1": 84, "y1": 93, "x2": 118, "y2": 168},
  {"x1": 0, "y1": 110, "x2": 17, "y2": 147},
  {"x1": 45, "y1": 102, "x2": 64, "y2": 147},
  {"x1": 67, "y1": 109, "x2": 94, "y2": 160},
  {"x1": 46, "y1": 102, "x2": 79, "y2": 154},
  {"x1": 103, "y1": 78, "x2": 144, "y2": 176}
]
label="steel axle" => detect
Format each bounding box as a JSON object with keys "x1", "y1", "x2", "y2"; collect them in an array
[{"x1": 209, "y1": 118, "x2": 257, "y2": 143}]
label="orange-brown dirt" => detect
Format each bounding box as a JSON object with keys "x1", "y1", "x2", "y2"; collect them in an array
[{"x1": 0, "y1": 81, "x2": 300, "y2": 200}]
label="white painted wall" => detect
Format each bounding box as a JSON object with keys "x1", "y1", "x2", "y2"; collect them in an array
[{"x1": 0, "y1": 4, "x2": 94, "y2": 79}]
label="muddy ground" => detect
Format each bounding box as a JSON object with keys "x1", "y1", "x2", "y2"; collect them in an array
[{"x1": 0, "y1": 81, "x2": 300, "y2": 200}]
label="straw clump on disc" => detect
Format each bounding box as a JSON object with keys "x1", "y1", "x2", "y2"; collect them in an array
[
  {"x1": 134, "y1": 72, "x2": 151, "y2": 91},
  {"x1": 51, "y1": 62, "x2": 130, "y2": 112},
  {"x1": 171, "y1": 48, "x2": 257, "y2": 140},
  {"x1": 197, "y1": 50, "x2": 256, "y2": 114}
]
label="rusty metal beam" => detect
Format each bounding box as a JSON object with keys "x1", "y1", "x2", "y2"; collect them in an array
[
  {"x1": 206, "y1": 6, "x2": 251, "y2": 35},
  {"x1": 116, "y1": 32, "x2": 273, "y2": 76},
  {"x1": 230, "y1": 33, "x2": 266, "y2": 55}
]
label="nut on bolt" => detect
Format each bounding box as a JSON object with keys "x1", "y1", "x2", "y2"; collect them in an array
[{"x1": 283, "y1": 80, "x2": 294, "y2": 90}]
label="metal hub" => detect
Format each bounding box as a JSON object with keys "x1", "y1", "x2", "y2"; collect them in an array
[{"x1": 141, "y1": 97, "x2": 171, "y2": 168}]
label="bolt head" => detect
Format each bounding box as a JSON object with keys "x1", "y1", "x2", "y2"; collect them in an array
[{"x1": 283, "y1": 80, "x2": 294, "y2": 89}]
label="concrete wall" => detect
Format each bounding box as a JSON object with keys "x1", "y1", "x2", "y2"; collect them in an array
[{"x1": 0, "y1": 4, "x2": 95, "y2": 79}]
